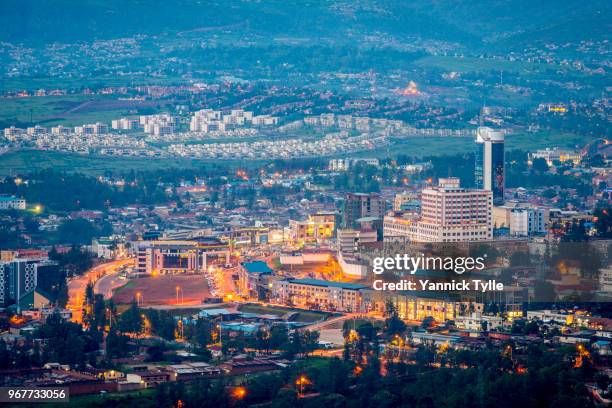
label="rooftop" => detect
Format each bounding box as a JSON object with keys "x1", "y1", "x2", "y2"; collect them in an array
[
  {"x1": 286, "y1": 278, "x2": 367, "y2": 290},
  {"x1": 242, "y1": 261, "x2": 273, "y2": 274}
]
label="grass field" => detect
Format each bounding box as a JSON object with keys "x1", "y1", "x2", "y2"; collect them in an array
[
  {"x1": 112, "y1": 275, "x2": 210, "y2": 306},
  {"x1": 0, "y1": 150, "x2": 210, "y2": 175},
  {"x1": 412, "y1": 55, "x2": 576, "y2": 75},
  {"x1": 0, "y1": 94, "x2": 163, "y2": 127},
  {"x1": 355, "y1": 130, "x2": 591, "y2": 159}
]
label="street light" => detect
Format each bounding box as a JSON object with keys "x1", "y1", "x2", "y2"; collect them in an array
[
  {"x1": 136, "y1": 292, "x2": 143, "y2": 306},
  {"x1": 295, "y1": 375, "x2": 309, "y2": 395},
  {"x1": 233, "y1": 387, "x2": 246, "y2": 400},
  {"x1": 176, "y1": 286, "x2": 183, "y2": 305}
]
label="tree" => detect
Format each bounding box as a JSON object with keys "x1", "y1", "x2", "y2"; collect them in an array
[
  {"x1": 531, "y1": 158, "x2": 549, "y2": 173},
  {"x1": 57, "y1": 218, "x2": 99, "y2": 245},
  {"x1": 384, "y1": 300, "x2": 406, "y2": 336},
  {"x1": 106, "y1": 330, "x2": 130, "y2": 359},
  {"x1": 509, "y1": 251, "x2": 531, "y2": 267},
  {"x1": 118, "y1": 300, "x2": 143, "y2": 334},
  {"x1": 534, "y1": 280, "x2": 556, "y2": 302}
]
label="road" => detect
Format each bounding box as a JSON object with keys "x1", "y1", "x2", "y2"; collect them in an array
[
  {"x1": 66, "y1": 258, "x2": 133, "y2": 322},
  {"x1": 94, "y1": 262, "x2": 133, "y2": 300}
]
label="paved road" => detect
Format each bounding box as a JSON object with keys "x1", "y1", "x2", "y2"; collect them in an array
[
  {"x1": 66, "y1": 259, "x2": 133, "y2": 322},
  {"x1": 94, "y1": 260, "x2": 134, "y2": 300}
]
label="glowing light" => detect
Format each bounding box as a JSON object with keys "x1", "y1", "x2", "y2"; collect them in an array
[{"x1": 233, "y1": 387, "x2": 246, "y2": 399}]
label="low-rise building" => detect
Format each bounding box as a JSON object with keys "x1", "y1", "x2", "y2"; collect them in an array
[
  {"x1": 0, "y1": 195, "x2": 26, "y2": 210},
  {"x1": 238, "y1": 261, "x2": 274, "y2": 300},
  {"x1": 455, "y1": 313, "x2": 503, "y2": 331},
  {"x1": 271, "y1": 278, "x2": 367, "y2": 312}
]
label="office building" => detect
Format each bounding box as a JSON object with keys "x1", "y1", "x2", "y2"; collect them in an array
[
  {"x1": 405, "y1": 178, "x2": 492, "y2": 242},
  {"x1": 136, "y1": 238, "x2": 230, "y2": 275},
  {"x1": 0, "y1": 259, "x2": 38, "y2": 307},
  {"x1": 475, "y1": 126, "x2": 505, "y2": 205},
  {"x1": 341, "y1": 192, "x2": 385, "y2": 230}
]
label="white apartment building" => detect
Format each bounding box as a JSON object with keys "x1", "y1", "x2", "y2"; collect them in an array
[
  {"x1": 329, "y1": 158, "x2": 380, "y2": 171},
  {"x1": 112, "y1": 118, "x2": 139, "y2": 130},
  {"x1": 0, "y1": 195, "x2": 26, "y2": 210},
  {"x1": 4, "y1": 126, "x2": 24, "y2": 138},
  {"x1": 455, "y1": 313, "x2": 503, "y2": 331},
  {"x1": 406, "y1": 178, "x2": 492, "y2": 243},
  {"x1": 51, "y1": 126, "x2": 71, "y2": 135},
  {"x1": 189, "y1": 109, "x2": 276, "y2": 132},
  {"x1": 493, "y1": 203, "x2": 549, "y2": 236},
  {"x1": 74, "y1": 122, "x2": 108, "y2": 135},
  {"x1": 27, "y1": 125, "x2": 48, "y2": 136}
]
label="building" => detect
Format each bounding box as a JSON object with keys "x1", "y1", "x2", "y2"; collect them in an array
[
  {"x1": 328, "y1": 158, "x2": 380, "y2": 171},
  {"x1": 526, "y1": 310, "x2": 573, "y2": 325},
  {"x1": 493, "y1": 203, "x2": 549, "y2": 236},
  {"x1": 74, "y1": 122, "x2": 108, "y2": 135},
  {"x1": 288, "y1": 212, "x2": 335, "y2": 244},
  {"x1": 475, "y1": 126, "x2": 505, "y2": 205},
  {"x1": 528, "y1": 148, "x2": 582, "y2": 166},
  {"x1": 111, "y1": 118, "x2": 139, "y2": 130},
  {"x1": 360, "y1": 289, "x2": 480, "y2": 322},
  {"x1": 225, "y1": 227, "x2": 278, "y2": 247},
  {"x1": 238, "y1": 261, "x2": 274, "y2": 300},
  {"x1": 136, "y1": 238, "x2": 230, "y2": 275},
  {"x1": 0, "y1": 259, "x2": 38, "y2": 308},
  {"x1": 26, "y1": 125, "x2": 48, "y2": 136},
  {"x1": 455, "y1": 313, "x2": 503, "y2": 331},
  {"x1": 165, "y1": 362, "x2": 221, "y2": 381},
  {"x1": 4, "y1": 126, "x2": 24, "y2": 138},
  {"x1": 51, "y1": 125, "x2": 71, "y2": 135},
  {"x1": 407, "y1": 178, "x2": 492, "y2": 243},
  {"x1": 337, "y1": 229, "x2": 377, "y2": 254},
  {"x1": 92, "y1": 237, "x2": 127, "y2": 259},
  {"x1": 0, "y1": 195, "x2": 26, "y2": 210},
  {"x1": 271, "y1": 278, "x2": 367, "y2": 312},
  {"x1": 393, "y1": 191, "x2": 420, "y2": 212},
  {"x1": 599, "y1": 268, "x2": 612, "y2": 294},
  {"x1": 383, "y1": 213, "x2": 418, "y2": 238},
  {"x1": 341, "y1": 193, "x2": 386, "y2": 231}
]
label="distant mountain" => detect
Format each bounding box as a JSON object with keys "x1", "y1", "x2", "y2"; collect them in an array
[{"x1": 0, "y1": 0, "x2": 609, "y2": 49}]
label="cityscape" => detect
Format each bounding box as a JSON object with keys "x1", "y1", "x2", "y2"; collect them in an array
[{"x1": 0, "y1": 1, "x2": 611, "y2": 407}]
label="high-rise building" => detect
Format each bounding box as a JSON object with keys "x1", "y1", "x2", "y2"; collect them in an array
[
  {"x1": 389, "y1": 178, "x2": 492, "y2": 242},
  {"x1": 341, "y1": 193, "x2": 386, "y2": 230},
  {"x1": 475, "y1": 127, "x2": 505, "y2": 205},
  {"x1": 0, "y1": 259, "x2": 38, "y2": 307}
]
